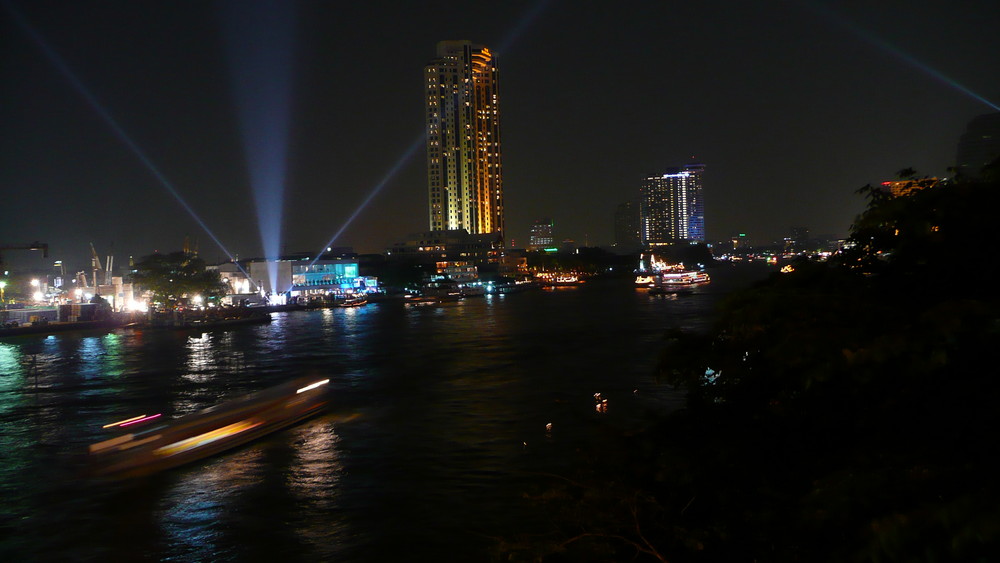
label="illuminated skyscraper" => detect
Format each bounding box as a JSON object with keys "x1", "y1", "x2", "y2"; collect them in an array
[
  {"x1": 639, "y1": 163, "x2": 705, "y2": 246},
  {"x1": 425, "y1": 41, "x2": 504, "y2": 240},
  {"x1": 528, "y1": 218, "x2": 554, "y2": 250}
]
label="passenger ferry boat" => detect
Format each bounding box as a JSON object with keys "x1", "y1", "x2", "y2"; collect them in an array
[
  {"x1": 88, "y1": 377, "x2": 330, "y2": 479},
  {"x1": 650, "y1": 270, "x2": 711, "y2": 293}
]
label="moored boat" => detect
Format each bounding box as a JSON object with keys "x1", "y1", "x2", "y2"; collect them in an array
[
  {"x1": 336, "y1": 295, "x2": 368, "y2": 307},
  {"x1": 172, "y1": 311, "x2": 272, "y2": 330}
]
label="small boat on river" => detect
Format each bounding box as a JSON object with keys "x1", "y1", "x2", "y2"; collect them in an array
[
  {"x1": 88, "y1": 376, "x2": 330, "y2": 479},
  {"x1": 336, "y1": 295, "x2": 368, "y2": 308},
  {"x1": 0, "y1": 319, "x2": 123, "y2": 338},
  {"x1": 173, "y1": 311, "x2": 272, "y2": 330}
]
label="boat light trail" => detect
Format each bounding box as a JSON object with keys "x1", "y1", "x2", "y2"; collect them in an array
[
  {"x1": 103, "y1": 415, "x2": 148, "y2": 429},
  {"x1": 154, "y1": 419, "x2": 262, "y2": 457},
  {"x1": 2, "y1": 0, "x2": 242, "y2": 261},
  {"x1": 296, "y1": 379, "x2": 330, "y2": 394},
  {"x1": 803, "y1": 1, "x2": 1000, "y2": 111},
  {"x1": 221, "y1": 0, "x2": 297, "y2": 293},
  {"x1": 119, "y1": 413, "x2": 162, "y2": 427}
]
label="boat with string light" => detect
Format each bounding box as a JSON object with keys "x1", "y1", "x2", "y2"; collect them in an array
[{"x1": 649, "y1": 270, "x2": 711, "y2": 293}]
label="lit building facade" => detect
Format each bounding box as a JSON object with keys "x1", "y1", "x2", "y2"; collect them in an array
[
  {"x1": 528, "y1": 218, "x2": 554, "y2": 250},
  {"x1": 425, "y1": 40, "x2": 504, "y2": 241},
  {"x1": 247, "y1": 258, "x2": 377, "y2": 297},
  {"x1": 387, "y1": 229, "x2": 501, "y2": 264},
  {"x1": 639, "y1": 163, "x2": 705, "y2": 246},
  {"x1": 881, "y1": 177, "x2": 939, "y2": 198}
]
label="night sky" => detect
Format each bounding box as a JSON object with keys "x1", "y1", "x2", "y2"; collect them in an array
[{"x1": 2, "y1": 0, "x2": 999, "y2": 273}]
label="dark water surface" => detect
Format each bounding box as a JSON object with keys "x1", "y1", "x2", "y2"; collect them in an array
[{"x1": 0, "y1": 266, "x2": 768, "y2": 561}]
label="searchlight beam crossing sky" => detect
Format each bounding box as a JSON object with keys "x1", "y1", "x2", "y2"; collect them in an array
[
  {"x1": 221, "y1": 0, "x2": 297, "y2": 294},
  {"x1": 805, "y1": 1, "x2": 1000, "y2": 112},
  {"x1": 308, "y1": 135, "x2": 425, "y2": 269},
  {"x1": 2, "y1": 0, "x2": 241, "y2": 263}
]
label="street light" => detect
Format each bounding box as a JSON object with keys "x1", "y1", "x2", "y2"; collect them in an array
[{"x1": 29, "y1": 279, "x2": 41, "y2": 303}]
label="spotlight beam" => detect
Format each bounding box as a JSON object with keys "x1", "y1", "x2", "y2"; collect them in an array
[
  {"x1": 309, "y1": 134, "x2": 424, "y2": 266},
  {"x1": 496, "y1": 0, "x2": 553, "y2": 53},
  {"x1": 803, "y1": 1, "x2": 1000, "y2": 111},
  {"x1": 3, "y1": 0, "x2": 243, "y2": 261},
  {"x1": 221, "y1": 0, "x2": 297, "y2": 294}
]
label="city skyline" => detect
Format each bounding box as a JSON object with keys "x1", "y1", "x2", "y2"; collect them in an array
[{"x1": 2, "y1": 1, "x2": 999, "y2": 272}]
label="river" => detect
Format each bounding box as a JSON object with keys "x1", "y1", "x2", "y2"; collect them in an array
[{"x1": 0, "y1": 265, "x2": 769, "y2": 561}]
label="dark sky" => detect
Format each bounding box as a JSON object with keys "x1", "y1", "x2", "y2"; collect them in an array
[{"x1": 2, "y1": 0, "x2": 999, "y2": 273}]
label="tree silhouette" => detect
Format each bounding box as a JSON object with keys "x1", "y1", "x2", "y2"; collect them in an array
[{"x1": 131, "y1": 251, "x2": 227, "y2": 308}]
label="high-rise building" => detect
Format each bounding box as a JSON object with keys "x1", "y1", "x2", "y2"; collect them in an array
[
  {"x1": 639, "y1": 163, "x2": 705, "y2": 246},
  {"x1": 528, "y1": 218, "x2": 554, "y2": 250},
  {"x1": 956, "y1": 112, "x2": 1000, "y2": 179},
  {"x1": 425, "y1": 41, "x2": 504, "y2": 240},
  {"x1": 613, "y1": 201, "x2": 640, "y2": 252}
]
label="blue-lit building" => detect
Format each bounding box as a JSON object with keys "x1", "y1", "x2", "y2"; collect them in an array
[
  {"x1": 639, "y1": 163, "x2": 705, "y2": 246},
  {"x1": 247, "y1": 258, "x2": 377, "y2": 298}
]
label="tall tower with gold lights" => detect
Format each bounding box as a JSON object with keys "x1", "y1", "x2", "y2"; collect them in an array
[{"x1": 424, "y1": 41, "x2": 504, "y2": 241}]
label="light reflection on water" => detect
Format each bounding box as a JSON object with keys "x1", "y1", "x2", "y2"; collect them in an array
[
  {"x1": 287, "y1": 419, "x2": 346, "y2": 551},
  {"x1": 158, "y1": 446, "x2": 267, "y2": 561},
  {"x1": 0, "y1": 267, "x2": 771, "y2": 560}
]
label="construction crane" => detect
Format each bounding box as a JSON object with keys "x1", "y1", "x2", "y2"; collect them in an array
[
  {"x1": 89, "y1": 243, "x2": 116, "y2": 286},
  {"x1": 90, "y1": 243, "x2": 102, "y2": 288},
  {"x1": 0, "y1": 241, "x2": 49, "y2": 271}
]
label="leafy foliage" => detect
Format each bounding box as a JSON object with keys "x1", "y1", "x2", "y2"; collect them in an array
[
  {"x1": 131, "y1": 251, "x2": 227, "y2": 308},
  {"x1": 654, "y1": 169, "x2": 1000, "y2": 560},
  {"x1": 499, "y1": 167, "x2": 1000, "y2": 561}
]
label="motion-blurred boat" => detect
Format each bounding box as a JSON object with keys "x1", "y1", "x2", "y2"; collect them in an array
[{"x1": 88, "y1": 377, "x2": 330, "y2": 479}]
